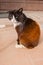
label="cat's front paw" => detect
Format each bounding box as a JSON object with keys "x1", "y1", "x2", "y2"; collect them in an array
[{"x1": 15, "y1": 43, "x2": 25, "y2": 48}]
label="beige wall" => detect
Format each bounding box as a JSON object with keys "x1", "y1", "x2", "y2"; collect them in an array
[{"x1": 0, "y1": 0, "x2": 43, "y2": 11}]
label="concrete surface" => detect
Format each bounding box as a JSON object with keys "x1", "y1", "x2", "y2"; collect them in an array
[{"x1": 0, "y1": 11, "x2": 43, "y2": 65}]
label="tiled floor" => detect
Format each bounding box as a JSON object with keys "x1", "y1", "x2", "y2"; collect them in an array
[{"x1": 0, "y1": 11, "x2": 43, "y2": 65}]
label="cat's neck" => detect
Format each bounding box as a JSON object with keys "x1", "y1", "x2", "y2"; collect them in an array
[
  {"x1": 11, "y1": 15, "x2": 27, "y2": 28},
  {"x1": 22, "y1": 14, "x2": 28, "y2": 23}
]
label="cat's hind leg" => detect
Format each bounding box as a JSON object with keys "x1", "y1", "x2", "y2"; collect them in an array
[{"x1": 15, "y1": 38, "x2": 25, "y2": 48}]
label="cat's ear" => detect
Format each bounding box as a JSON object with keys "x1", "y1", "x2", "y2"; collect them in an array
[
  {"x1": 8, "y1": 10, "x2": 16, "y2": 14},
  {"x1": 13, "y1": 10, "x2": 16, "y2": 13},
  {"x1": 19, "y1": 8, "x2": 23, "y2": 12}
]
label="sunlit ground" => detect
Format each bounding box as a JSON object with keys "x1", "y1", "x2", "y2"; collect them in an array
[{"x1": 0, "y1": 11, "x2": 43, "y2": 65}]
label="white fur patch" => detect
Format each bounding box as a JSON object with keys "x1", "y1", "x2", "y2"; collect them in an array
[
  {"x1": 15, "y1": 43, "x2": 25, "y2": 48},
  {"x1": 11, "y1": 15, "x2": 21, "y2": 28},
  {"x1": 11, "y1": 16, "x2": 16, "y2": 23}
]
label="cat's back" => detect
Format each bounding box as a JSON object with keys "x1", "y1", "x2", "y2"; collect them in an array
[
  {"x1": 24, "y1": 18, "x2": 36, "y2": 27},
  {"x1": 24, "y1": 18, "x2": 38, "y2": 31},
  {"x1": 19, "y1": 18, "x2": 40, "y2": 48}
]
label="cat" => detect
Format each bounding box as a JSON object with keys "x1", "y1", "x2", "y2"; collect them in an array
[{"x1": 8, "y1": 8, "x2": 40, "y2": 48}]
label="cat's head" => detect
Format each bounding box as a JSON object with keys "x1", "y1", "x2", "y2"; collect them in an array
[{"x1": 8, "y1": 8, "x2": 26, "y2": 23}]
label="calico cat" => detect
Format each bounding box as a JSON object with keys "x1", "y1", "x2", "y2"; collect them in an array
[{"x1": 8, "y1": 8, "x2": 40, "y2": 48}]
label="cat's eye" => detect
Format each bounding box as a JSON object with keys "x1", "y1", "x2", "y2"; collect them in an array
[{"x1": 16, "y1": 17, "x2": 18, "y2": 19}]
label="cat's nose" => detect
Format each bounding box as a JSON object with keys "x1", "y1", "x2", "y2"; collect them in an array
[{"x1": 8, "y1": 17, "x2": 11, "y2": 20}]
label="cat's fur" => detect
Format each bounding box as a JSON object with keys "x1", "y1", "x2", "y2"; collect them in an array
[{"x1": 8, "y1": 8, "x2": 40, "y2": 48}]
